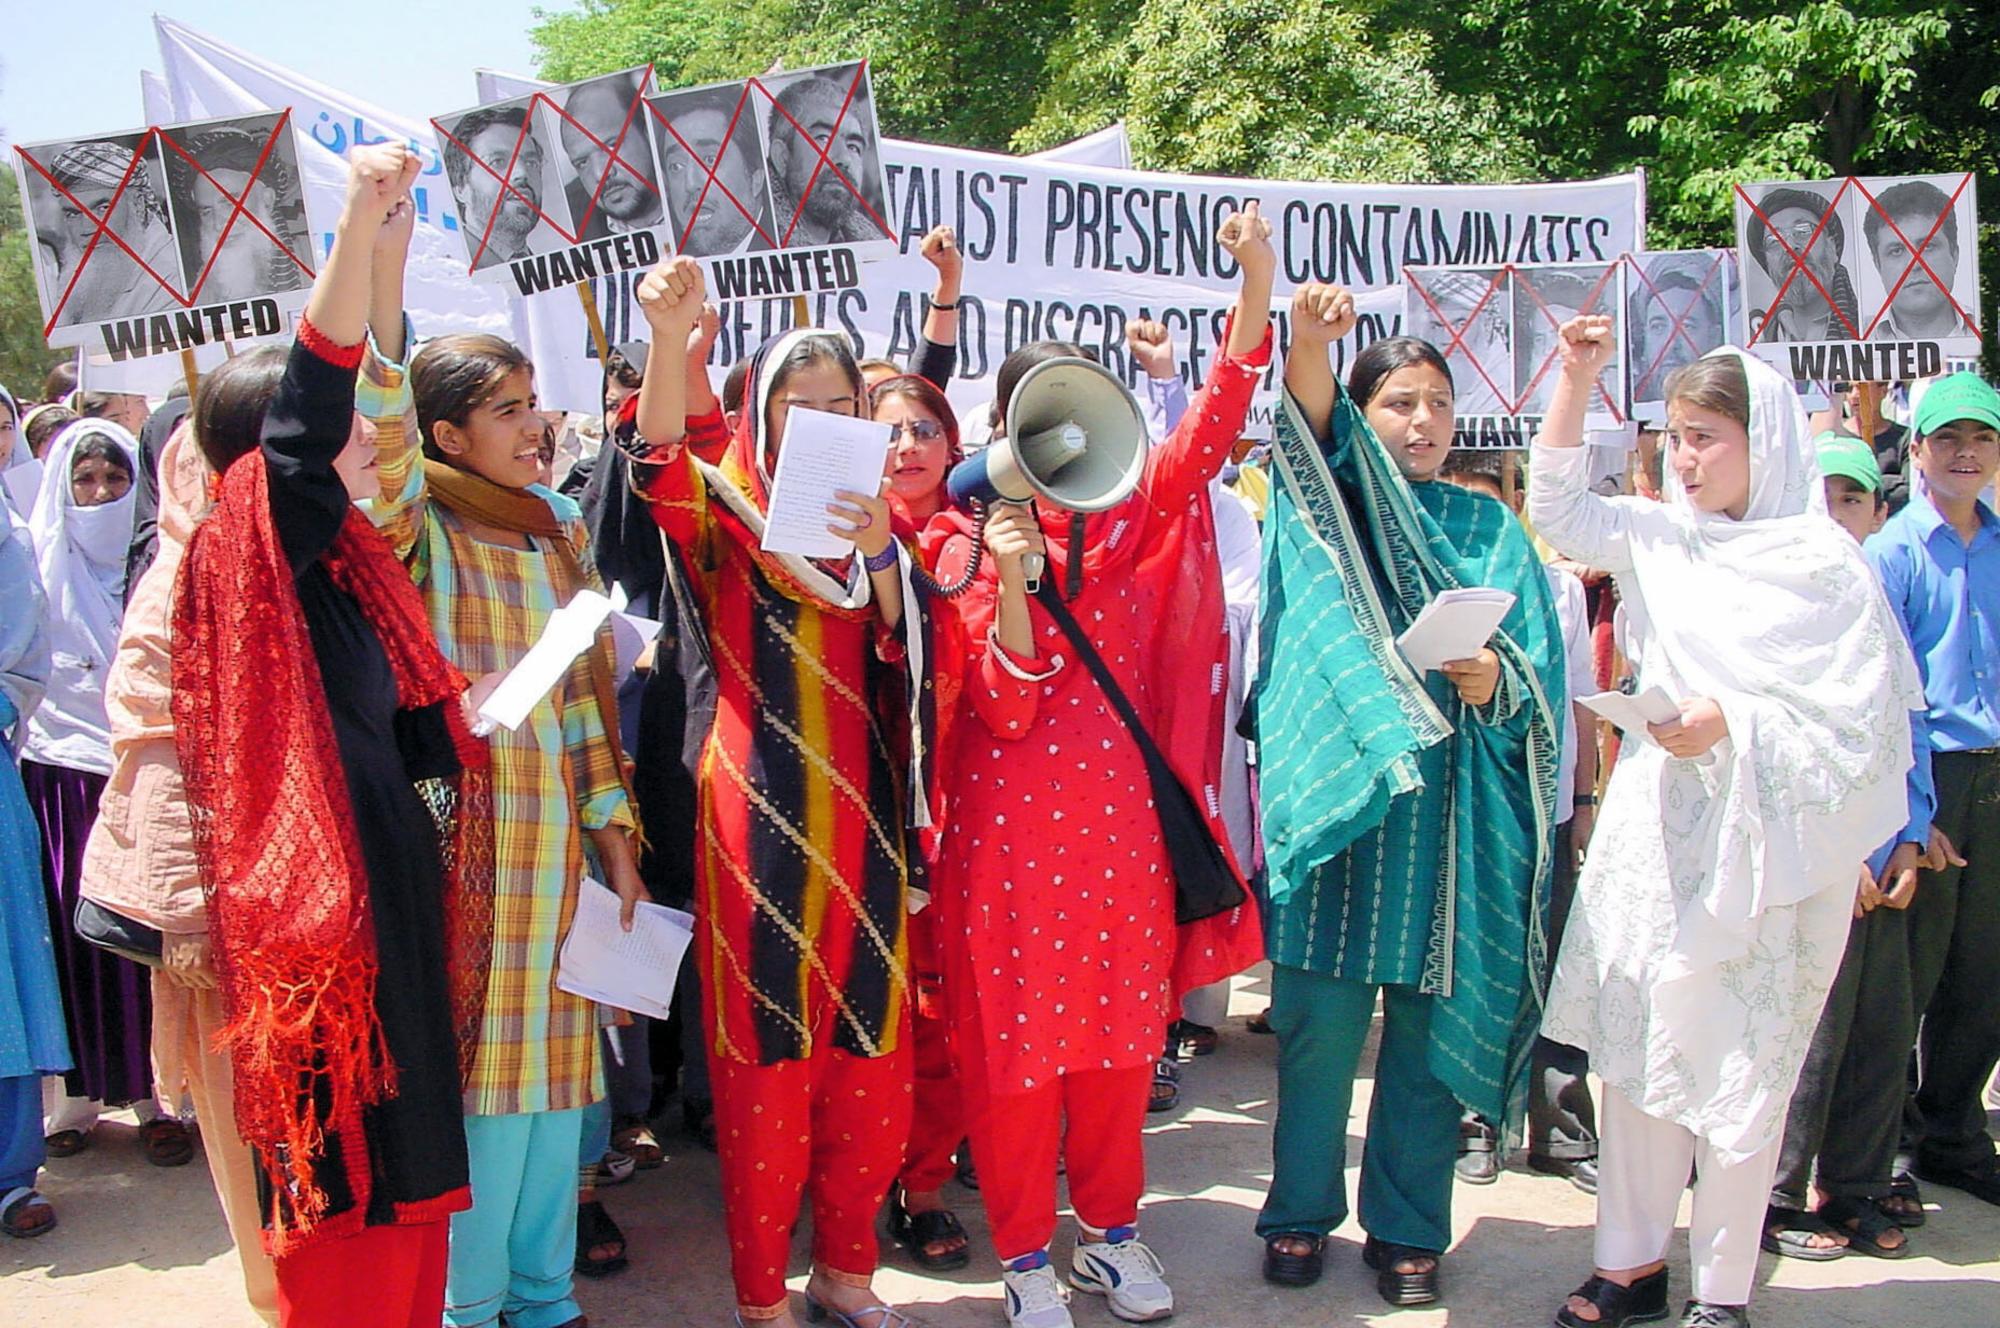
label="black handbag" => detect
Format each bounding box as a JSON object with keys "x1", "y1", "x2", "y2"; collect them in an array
[
  {"x1": 1034, "y1": 584, "x2": 1247, "y2": 924},
  {"x1": 73, "y1": 898, "x2": 163, "y2": 968}
]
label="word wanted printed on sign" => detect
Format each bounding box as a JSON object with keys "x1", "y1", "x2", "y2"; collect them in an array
[
  {"x1": 1735, "y1": 174, "x2": 1983, "y2": 385},
  {"x1": 642, "y1": 60, "x2": 896, "y2": 301},
  {"x1": 432, "y1": 65, "x2": 669, "y2": 292},
  {"x1": 1403, "y1": 261, "x2": 1629, "y2": 447},
  {"x1": 14, "y1": 110, "x2": 316, "y2": 358}
]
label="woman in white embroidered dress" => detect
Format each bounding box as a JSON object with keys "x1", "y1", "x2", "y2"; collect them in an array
[{"x1": 1526, "y1": 316, "x2": 1923, "y2": 1328}]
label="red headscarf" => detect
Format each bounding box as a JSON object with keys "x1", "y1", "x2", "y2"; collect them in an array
[{"x1": 171, "y1": 449, "x2": 493, "y2": 1252}]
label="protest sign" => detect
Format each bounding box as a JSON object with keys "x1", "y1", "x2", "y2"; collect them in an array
[
  {"x1": 14, "y1": 110, "x2": 315, "y2": 358},
  {"x1": 1404, "y1": 261, "x2": 1627, "y2": 446},
  {"x1": 432, "y1": 65, "x2": 669, "y2": 294},
  {"x1": 154, "y1": 15, "x2": 517, "y2": 351},
  {"x1": 154, "y1": 22, "x2": 1644, "y2": 429},
  {"x1": 642, "y1": 60, "x2": 896, "y2": 301},
  {"x1": 1625, "y1": 249, "x2": 1740, "y2": 420},
  {"x1": 1735, "y1": 174, "x2": 1982, "y2": 385}
]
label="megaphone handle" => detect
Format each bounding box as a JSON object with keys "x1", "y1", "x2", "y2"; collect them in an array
[{"x1": 1022, "y1": 550, "x2": 1045, "y2": 595}]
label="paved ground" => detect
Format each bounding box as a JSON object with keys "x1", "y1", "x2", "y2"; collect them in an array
[{"x1": 8, "y1": 971, "x2": 1997, "y2": 1327}]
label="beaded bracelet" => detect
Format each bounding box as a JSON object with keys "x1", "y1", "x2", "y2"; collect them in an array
[{"x1": 863, "y1": 543, "x2": 900, "y2": 574}]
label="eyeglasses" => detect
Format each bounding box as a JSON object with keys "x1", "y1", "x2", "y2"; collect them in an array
[
  {"x1": 888, "y1": 419, "x2": 945, "y2": 443},
  {"x1": 779, "y1": 395, "x2": 859, "y2": 415}
]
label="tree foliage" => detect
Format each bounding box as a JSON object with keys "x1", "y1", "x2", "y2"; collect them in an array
[{"x1": 0, "y1": 170, "x2": 67, "y2": 404}]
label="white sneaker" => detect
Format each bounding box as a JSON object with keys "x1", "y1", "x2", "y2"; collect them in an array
[
  {"x1": 1002, "y1": 1258, "x2": 1075, "y2": 1328},
  {"x1": 1070, "y1": 1232, "x2": 1174, "y2": 1322}
]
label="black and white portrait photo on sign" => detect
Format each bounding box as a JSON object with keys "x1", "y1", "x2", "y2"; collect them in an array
[
  {"x1": 1852, "y1": 174, "x2": 1981, "y2": 350},
  {"x1": 16, "y1": 130, "x2": 182, "y2": 332},
  {"x1": 1736, "y1": 180, "x2": 1862, "y2": 345},
  {"x1": 1511, "y1": 262, "x2": 1624, "y2": 420},
  {"x1": 1404, "y1": 266, "x2": 1512, "y2": 419},
  {"x1": 646, "y1": 80, "x2": 777, "y2": 258},
  {"x1": 554, "y1": 67, "x2": 665, "y2": 242},
  {"x1": 160, "y1": 112, "x2": 314, "y2": 306},
  {"x1": 756, "y1": 61, "x2": 892, "y2": 248},
  {"x1": 434, "y1": 95, "x2": 570, "y2": 273},
  {"x1": 1625, "y1": 249, "x2": 1738, "y2": 411}
]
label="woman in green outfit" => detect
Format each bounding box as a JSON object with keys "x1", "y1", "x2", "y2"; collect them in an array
[{"x1": 1251, "y1": 284, "x2": 1566, "y2": 1307}]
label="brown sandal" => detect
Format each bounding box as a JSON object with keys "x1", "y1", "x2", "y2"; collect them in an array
[
  {"x1": 43, "y1": 1128, "x2": 90, "y2": 1158},
  {"x1": 611, "y1": 1118, "x2": 664, "y2": 1169},
  {"x1": 139, "y1": 1117, "x2": 195, "y2": 1167}
]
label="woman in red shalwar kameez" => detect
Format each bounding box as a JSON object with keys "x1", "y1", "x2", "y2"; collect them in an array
[
  {"x1": 928, "y1": 204, "x2": 1276, "y2": 1328},
  {"x1": 626, "y1": 260, "x2": 931, "y2": 1328}
]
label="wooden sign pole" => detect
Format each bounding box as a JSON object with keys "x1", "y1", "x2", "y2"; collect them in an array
[
  {"x1": 1855, "y1": 381, "x2": 1884, "y2": 449},
  {"x1": 179, "y1": 347, "x2": 199, "y2": 400},
  {"x1": 576, "y1": 281, "x2": 614, "y2": 365},
  {"x1": 792, "y1": 295, "x2": 811, "y2": 329}
]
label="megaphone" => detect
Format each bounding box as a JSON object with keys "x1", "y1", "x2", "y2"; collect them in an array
[{"x1": 946, "y1": 356, "x2": 1148, "y2": 592}]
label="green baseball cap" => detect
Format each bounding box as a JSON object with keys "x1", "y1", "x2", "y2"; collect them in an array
[
  {"x1": 1913, "y1": 372, "x2": 2000, "y2": 438},
  {"x1": 1815, "y1": 431, "x2": 1882, "y2": 493}
]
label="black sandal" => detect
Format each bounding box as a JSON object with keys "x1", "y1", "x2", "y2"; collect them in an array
[
  {"x1": 1172, "y1": 1019, "x2": 1219, "y2": 1056},
  {"x1": 575, "y1": 1198, "x2": 628, "y2": 1278},
  {"x1": 1553, "y1": 1268, "x2": 1670, "y2": 1328},
  {"x1": 1818, "y1": 1195, "x2": 1909, "y2": 1259},
  {"x1": 1881, "y1": 1172, "x2": 1926, "y2": 1226},
  {"x1": 1146, "y1": 1058, "x2": 1180, "y2": 1113},
  {"x1": 1262, "y1": 1232, "x2": 1324, "y2": 1287},
  {"x1": 888, "y1": 1193, "x2": 971, "y2": 1271},
  {"x1": 1362, "y1": 1235, "x2": 1441, "y2": 1306}
]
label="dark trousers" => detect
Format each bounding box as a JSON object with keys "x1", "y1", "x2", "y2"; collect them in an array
[
  {"x1": 1463, "y1": 821, "x2": 1598, "y2": 1159},
  {"x1": 1772, "y1": 902, "x2": 1911, "y2": 1206},
  {"x1": 1905, "y1": 749, "x2": 2000, "y2": 1175}
]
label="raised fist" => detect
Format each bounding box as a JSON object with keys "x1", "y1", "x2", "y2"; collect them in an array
[
  {"x1": 1125, "y1": 319, "x2": 1177, "y2": 381},
  {"x1": 637, "y1": 256, "x2": 706, "y2": 336},
  {"x1": 346, "y1": 144, "x2": 420, "y2": 230},
  {"x1": 1557, "y1": 315, "x2": 1615, "y2": 378},
  {"x1": 1290, "y1": 283, "x2": 1356, "y2": 347},
  {"x1": 1217, "y1": 199, "x2": 1275, "y2": 281},
  {"x1": 919, "y1": 225, "x2": 963, "y2": 288}
]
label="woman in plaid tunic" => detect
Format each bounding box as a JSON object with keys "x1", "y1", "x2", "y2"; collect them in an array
[{"x1": 365, "y1": 324, "x2": 640, "y2": 1328}]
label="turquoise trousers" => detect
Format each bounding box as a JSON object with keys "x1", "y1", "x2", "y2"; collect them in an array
[{"x1": 1256, "y1": 965, "x2": 1460, "y2": 1253}]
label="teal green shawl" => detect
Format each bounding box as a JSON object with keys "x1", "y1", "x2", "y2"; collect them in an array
[{"x1": 1254, "y1": 387, "x2": 1564, "y2": 1122}]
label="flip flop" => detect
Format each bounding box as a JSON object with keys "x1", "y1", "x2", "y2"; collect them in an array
[{"x1": 1759, "y1": 1206, "x2": 1846, "y2": 1261}]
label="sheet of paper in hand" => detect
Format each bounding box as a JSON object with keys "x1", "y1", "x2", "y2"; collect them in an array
[
  {"x1": 643, "y1": 60, "x2": 895, "y2": 301},
  {"x1": 1395, "y1": 587, "x2": 1517, "y2": 674},
  {"x1": 13, "y1": 110, "x2": 316, "y2": 357},
  {"x1": 1403, "y1": 261, "x2": 1628, "y2": 447},
  {"x1": 475, "y1": 588, "x2": 617, "y2": 732},
  {"x1": 1577, "y1": 685, "x2": 1681, "y2": 734},
  {"x1": 759, "y1": 407, "x2": 894, "y2": 559},
  {"x1": 433, "y1": 64, "x2": 670, "y2": 294},
  {"x1": 556, "y1": 878, "x2": 694, "y2": 1021},
  {"x1": 1735, "y1": 174, "x2": 1981, "y2": 384}
]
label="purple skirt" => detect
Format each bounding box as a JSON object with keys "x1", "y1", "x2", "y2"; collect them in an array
[{"x1": 20, "y1": 759, "x2": 154, "y2": 1106}]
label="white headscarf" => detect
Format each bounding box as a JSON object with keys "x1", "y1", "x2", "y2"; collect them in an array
[
  {"x1": 23, "y1": 419, "x2": 139, "y2": 773},
  {"x1": 1633, "y1": 347, "x2": 1923, "y2": 978}
]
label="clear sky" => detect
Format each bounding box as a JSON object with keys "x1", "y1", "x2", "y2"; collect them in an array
[{"x1": 0, "y1": 2, "x2": 545, "y2": 148}]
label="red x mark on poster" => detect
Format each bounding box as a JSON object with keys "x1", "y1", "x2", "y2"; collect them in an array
[
  {"x1": 1853, "y1": 174, "x2": 1983, "y2": 343},
  {"x1": 1409, "y1": 267, "x2": 1515, "y2": 412},
  {"x1": 434, "y1": 67, "x2": 663, "y2": 272},
  {"x1": 1737, "y1": 181, "x2": 1863, "y2": 346},
  {"x1": 1625, "y1": 251, "x2": 1731, "y2": 395},
  {"x1": 752, "y1": 63, "x2": 891, "y2": 246},
  {"x1": 18, "y1": 111, "x2": 315, "y2": 337},
  {"x1": 642, "y1": 81, "x2": 781, "y2": 254},
  {"x1": 1515, "y1": 263, "x2": 1626, "y2": 423}
]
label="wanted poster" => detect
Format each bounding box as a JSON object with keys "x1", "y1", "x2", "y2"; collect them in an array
[
  {"x1": 434, "y1": 64, "x2": 668, "y2": 294},
  {"x1": 14, "y1": 110, "x2": 315, "y2": 358},
  {"x1": 1624, "y1": 249, "x2": 1740, "y2": 420},
  {"x1": 1404, "y1": 261, "x2": 1627, "y2": 447},
  {"x1": 1735, "y1": 174, "x2": 1981, "y2": 385},
  {"x1": 644, "y1": 60, "x2": 894, "y2": 302}
]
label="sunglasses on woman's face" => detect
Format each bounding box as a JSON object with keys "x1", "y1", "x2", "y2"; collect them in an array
[{"x1": 889, "y1": 419, "x2": 945, "y2": 443}]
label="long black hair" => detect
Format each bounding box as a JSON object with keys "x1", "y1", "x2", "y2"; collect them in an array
[{"x1": 1347, "y1": 336, "x2": 1453, "y2": 408}]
